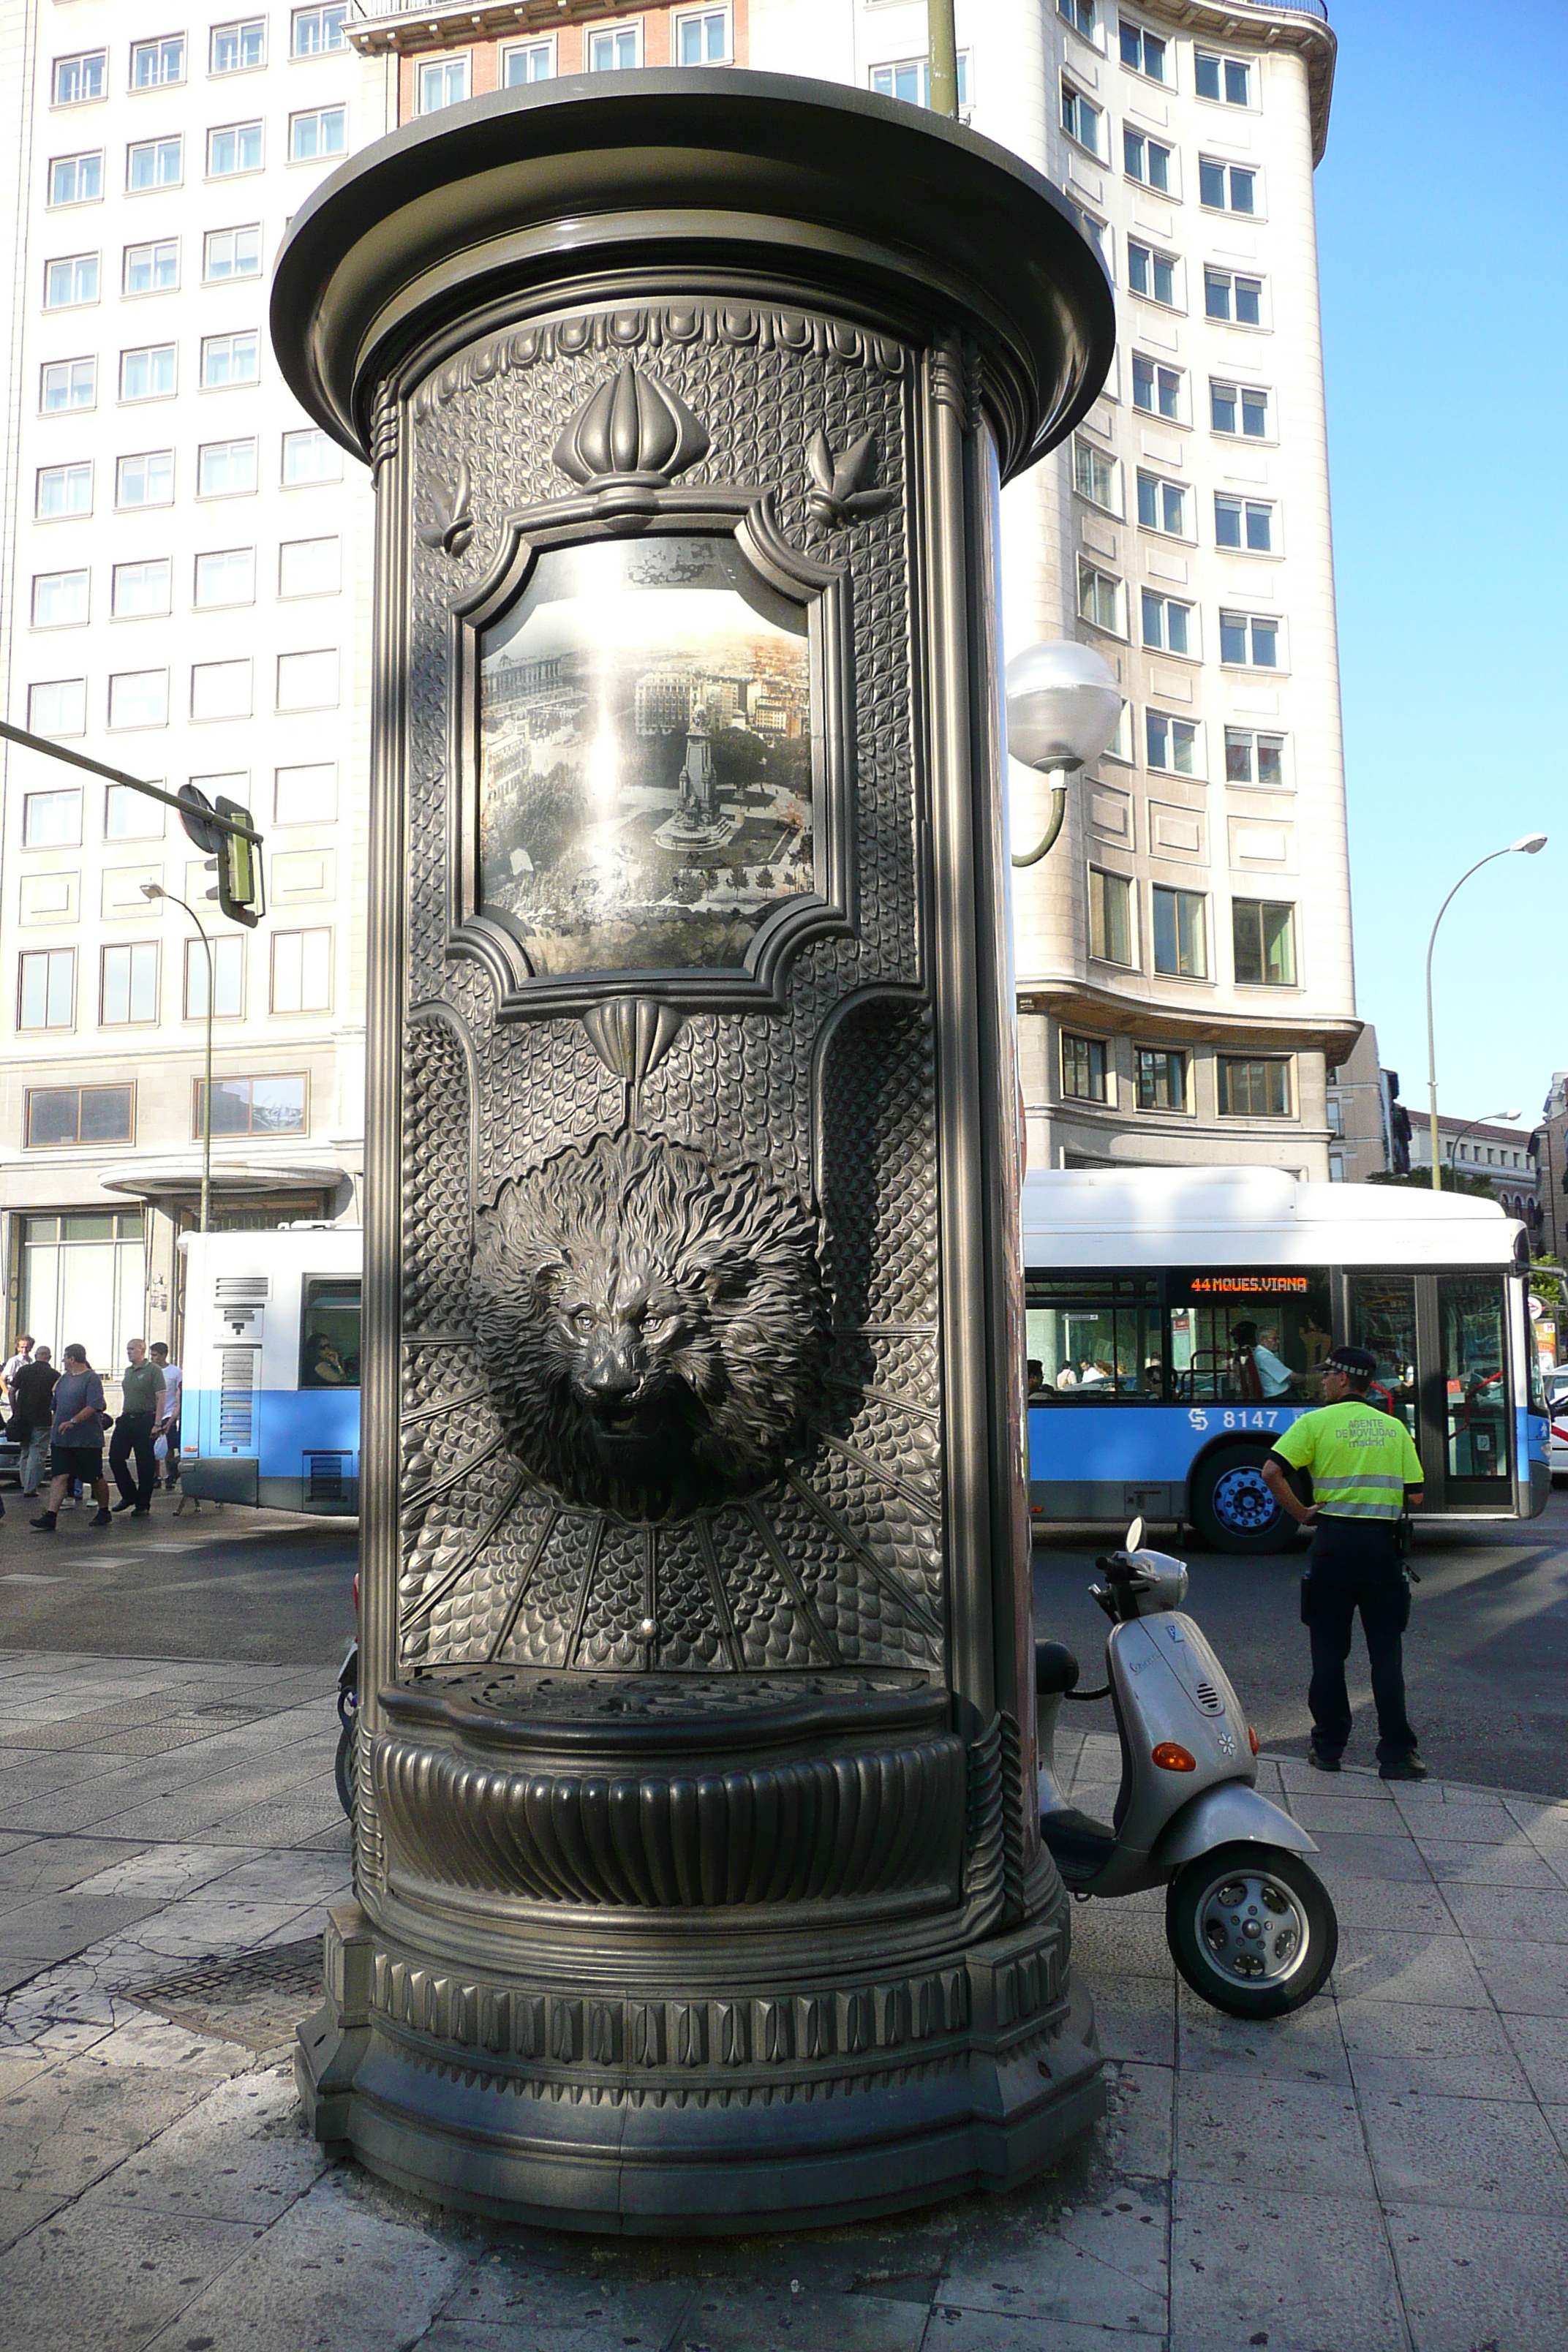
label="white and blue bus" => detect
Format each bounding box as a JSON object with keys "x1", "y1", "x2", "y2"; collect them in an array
[
  {"x1": 1023, "y1": 1169, "x2": 1550, "y2": 1553},
  {"x1": 178, "y1": 1226, "x2": 361, "y2": 1515}
]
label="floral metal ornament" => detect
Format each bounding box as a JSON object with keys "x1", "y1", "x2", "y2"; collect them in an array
[
  {"x1": 551, "y1": 361, "x2": 710, "y2": 489},
  {"x1": 805, "y1": 428, "x2": 897, "y2": 527},
  {"x1": 415, "y1": 455, "x2": 475, "y2": 557}
]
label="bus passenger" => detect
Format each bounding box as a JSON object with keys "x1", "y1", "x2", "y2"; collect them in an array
[{"x1": 1252, "y1": 1324, "x2": 1297, "y2": 1399}]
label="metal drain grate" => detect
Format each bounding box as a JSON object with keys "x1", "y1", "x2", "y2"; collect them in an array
[{"x1": 129, "y1": 1934, "x2": 324, "y2": 2052}]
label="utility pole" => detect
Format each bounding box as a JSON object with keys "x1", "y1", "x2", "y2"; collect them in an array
[{"x1": 928, "y1": 0, "x2": 959, "y2": 118}]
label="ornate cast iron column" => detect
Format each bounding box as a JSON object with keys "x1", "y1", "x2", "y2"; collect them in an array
[{"x1": 274, "y1": 71, "x2": 1114, "y2": 2230}]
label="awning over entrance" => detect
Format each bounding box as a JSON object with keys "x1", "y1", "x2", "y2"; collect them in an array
[{"x1": 98, "y1": 1155, "x2": 347, "y2": 1199}]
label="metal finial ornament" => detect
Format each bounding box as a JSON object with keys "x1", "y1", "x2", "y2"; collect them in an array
[
  {"x1": 552, "y1": 363, "x2": 709, "y2": 488},
  {"x1": 805, "y1": 428, "x2": 897, "y2": 527},
  {"x1": 581, "y1": 997, "x2": 685, "y2": 1130}
]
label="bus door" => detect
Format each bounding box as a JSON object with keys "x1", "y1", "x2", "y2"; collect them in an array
[{"x1": 1349, "y1": 1273, "x2": 1511, "y2": 1506}]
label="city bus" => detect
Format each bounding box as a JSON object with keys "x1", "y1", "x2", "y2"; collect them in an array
[
  {"x1": 178, "y1": 1226, "x2": 361, "y2": 1515},
  {"x1": 1023, "y1": 1169, "x2": 1550, "y2": 1553}
]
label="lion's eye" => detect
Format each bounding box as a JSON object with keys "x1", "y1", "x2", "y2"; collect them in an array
[
  {"x1": 643, "y1": 1309, "x2": 674, "y2": 1335},
  {"x1": 570, "y1": 1309, "x2": 595, "y2": 1335}
]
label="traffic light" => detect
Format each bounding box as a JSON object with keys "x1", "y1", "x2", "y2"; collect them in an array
[{"x1": 215, "y1": 794, "x2": 263, "y2": 927}]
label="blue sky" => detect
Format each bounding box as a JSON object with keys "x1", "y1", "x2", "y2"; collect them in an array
[{"x1": 1314, "y1": 0, "x2": 1566, "y2": 1131}]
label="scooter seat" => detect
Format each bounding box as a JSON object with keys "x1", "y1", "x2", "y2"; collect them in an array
[
  {"x1": 1040, "y1": 1805, "x2": 1117, "y2": 1882},
  {"x1": 1035, "y1": 1639, "x2": 1082, "y2": 1697}
]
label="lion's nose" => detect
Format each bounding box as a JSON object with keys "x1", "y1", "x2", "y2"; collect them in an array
[{"x1": 581, "y1": 1348, "x2": 641, "y2": 1400}]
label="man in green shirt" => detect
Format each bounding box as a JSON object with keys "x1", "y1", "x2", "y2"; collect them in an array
[
  {"x1": 109, "y1": 1337, "x2": 165, "y2": 1516},
  {"x1": 1261, "y1": 1343, "x2": 1427, "y2": 1782}
]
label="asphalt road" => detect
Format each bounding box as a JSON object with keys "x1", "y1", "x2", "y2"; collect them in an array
[{"x1": 1034, "y1": 1481, "x2": 1568, "y2": 1798}]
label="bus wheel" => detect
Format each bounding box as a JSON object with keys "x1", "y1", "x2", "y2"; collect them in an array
[{"x1": 1191, "y1": 1444, "x2": 1295, "y2": 1555}]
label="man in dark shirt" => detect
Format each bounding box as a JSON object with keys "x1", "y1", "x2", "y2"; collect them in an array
[
  {"x1": 110, "y1": 1338, "x2": 165, "y2": 1515},
  {"x1": 31, "y1": 1346, "x2": 113, "y2": 1529},
  {"x1": 11, "y1": 1348, "x2": 58, "y2": 1498}
]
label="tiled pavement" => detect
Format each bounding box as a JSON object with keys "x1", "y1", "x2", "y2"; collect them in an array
[{"x1": 1, "y1": 1659, "x2": 1567, "y2": 2351}]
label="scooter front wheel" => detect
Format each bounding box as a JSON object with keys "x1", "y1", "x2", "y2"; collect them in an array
[{"x1": 1166, "y1": 1842, "x2": 1337, "y2": 2019}]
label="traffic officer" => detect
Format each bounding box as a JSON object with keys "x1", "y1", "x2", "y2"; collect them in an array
[{"x1": 1259, "y1": 1343, "x2": 1427, "y2": 1781}]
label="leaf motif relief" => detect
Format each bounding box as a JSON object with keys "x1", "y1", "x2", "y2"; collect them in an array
[
  {"x1": 416, "y1": 456, "x2": 475, "y2": 557},
  {"x1": 805, "y1": 428, "x2": 897, "y2": 527}
]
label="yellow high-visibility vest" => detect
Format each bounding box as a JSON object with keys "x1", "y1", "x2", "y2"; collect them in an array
[{"x1": 1271, "y1": 1399, "x2": 1424, "y2": 1520}]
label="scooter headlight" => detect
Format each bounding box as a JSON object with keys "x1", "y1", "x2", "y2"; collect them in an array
[{"x1": 1129, "y1": 1552, "x2": 1188, "y2": 1612}]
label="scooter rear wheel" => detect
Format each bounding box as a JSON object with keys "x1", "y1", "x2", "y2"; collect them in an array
[{"x1": 1166, "y1": 1842, "x2": 1337, "y2": 2018}]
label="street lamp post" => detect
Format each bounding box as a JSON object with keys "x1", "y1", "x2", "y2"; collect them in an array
[
  {"x1": 142, "y1": 883, "x2": 213, "y2": 1234},
  {"x1": 1004, "y1": 641, "x2": 1124, "y2": 867},
  {"x1": 1424, "y1": 835, "x2": 1547, "y2": 1190},
  {"x1": 1446, "y1": 1109, "x2": 1520, "y2": 1188}
]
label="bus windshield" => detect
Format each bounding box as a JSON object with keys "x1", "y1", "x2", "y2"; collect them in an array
[{"x1": 1026, "y1": 1267, "x2": 1333, "y2": 1404}]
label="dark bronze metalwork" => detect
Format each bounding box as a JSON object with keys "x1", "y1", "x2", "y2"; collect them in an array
[{"x1": 275, "y1": 69, "x2": 1115, "y2": 2231}]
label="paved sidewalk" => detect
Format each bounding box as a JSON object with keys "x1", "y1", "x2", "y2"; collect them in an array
[{"x1": 0, "y1": 1656, "x2": 1566, "y2": 2351}]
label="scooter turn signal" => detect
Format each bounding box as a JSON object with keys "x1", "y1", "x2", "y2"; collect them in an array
[{"x1": 1152, "y1": 1742, "x2": 1197, "y2": 1771}]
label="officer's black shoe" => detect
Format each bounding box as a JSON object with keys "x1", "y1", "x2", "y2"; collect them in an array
[
  {"x1": 1379, "y1": 1753, "x2": 1428, "y2": 1782},
  {"x1": 1307, "y1": 1749, "x2": 1341, "y2": 1773}
]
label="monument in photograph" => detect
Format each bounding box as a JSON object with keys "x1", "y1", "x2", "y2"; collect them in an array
[{"x1": 272, "y1": 69, "x2": 1115, "y2": 2228}]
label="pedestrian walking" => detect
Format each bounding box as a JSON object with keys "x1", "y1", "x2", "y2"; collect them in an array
[
  {"x1": 1260, "y1": 1343, "x2": 1428, "y2": 1781},
  {"x1": 109, "y1": 1338, "x2": 165, "y2": 1515},
  {"x1": 2, "y1": 1333, "x2": 33, "y2": 1409},
  {"x1": 11, "y1": 1346, "x2": 58, "y2": 1497},
  {"x1": 30, "y1": 1346, "x2": 113, "y2": 1530},
  {"x1": 148, "y1": 1343, "x2": 182, "y2": 1490}
]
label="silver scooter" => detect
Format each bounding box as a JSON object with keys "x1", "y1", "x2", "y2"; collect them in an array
[{"x1": 1037, "y1": 1519, "x2": 1338, "y2": 2018}]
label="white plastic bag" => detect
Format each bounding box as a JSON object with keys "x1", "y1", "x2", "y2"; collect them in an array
[{"x1": 154, "y1": 1435, "x2": 168, "y2": 1462}]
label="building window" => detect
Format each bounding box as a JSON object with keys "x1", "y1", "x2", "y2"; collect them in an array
[
  {"x1": 290, "y1": 105, "x2": 347, "y2": 161},
  {"x1": 502, "y1": 38, "x2": 555, "y2": 83},
  {"x1": 108, "y1": 668, "x2": 170, "y2": 729},
  {"x1": 53, "y1": 53, "x2": 108, "y2": 107},
  {"x1": 1137, "y1": 471, "x2": 1187, "y2": 535},
  {"x1": 195, "y1": 547, "x2": 256, "y2": 609},
  {"x1": 1131, "y1": 354, "x2": 1182, "y2": 421},
  {"x1": 1232, "y1": 898, "x2": 1297, "y2": 986},
  {"x1": 127, "y1": 135, "x2": 182, "y2": 191},
  {"x1": 1329, "y1": 1152, "x2": 1346, "y2": 1182},
  {"x1": 1215, "y1": 494, "x2": 1274, "y2": 553},
  {"x1": 184, "y1": 935, "x2": 245, "y2": 1019},
  {"x1": 1059, "y1": 1, "x2": 1096, "y2": 39},
  {"x1": 1062, "y1": 1032, "x2": 1109, "y2": 1103},
  {"x1": 100, "y1": 941, "x2": 159, "y2": 1025},
  {"x1": 197, "y1": 1073, "x2": 307, "y2": 1135},
  {"x1": 130, "y1": 36, "x2": 186, "y2": 91},
  {"x1": 417, "y1": 55, "x2": 470, "y2": 113},
  {"x1": 1127, "y1": 241, "x2": 1177, "y2": 307},
  {"x1": 292, "y1": 7, "x2": 348, "y2": 58},
  {"x1": 1118, "y1": 20, "x2": 1166, "y2": 80},
  {"x1": 676, "y1": 9, "x2": 731, "y2": 64},
  {"x1": 1219, "y1": 609, "x2": 1281, "y2": 668},
  {"x1": 279, "y1": 538, "x2": 340, "y2": 598},
  {"x1": 1078, "y1": 212, "x2": 1109, "y2": 267},
  {"x1": 1073, "y1": 435, "x2": 1120, "y2": 513},
  {"x1": 200, "y1": 330, "x2": 260, "y2": 389},
  {"x1": 275, "y1": 762, "x2": 337, "y2": 825},
  {"x1": 1218, "y1": 1055, "x2": 1290, "y2": 1118},
  {"x1": 31, "y1": 570, "x2": 90, "y2": 629},
  {"x1": 271, "y1": 929, "x2": 332, "y2": 1014},
  {"x1": 1152, "y1": 887, "x2": 1206, "y2": 979},
  {"x1": 1199, "y1": 159, "x2": 1256, "y2": 214},
  {"x1": 190, "y1": 658, "x2": 253, "y2": 720},
  {"x1": 41, "y1": 358, "x2": 97, "y2": 415},
  {"x1": 1326, "y1": 1098, "x2": 1344, "y2": 1138},
  {"x1": 208, "y1": 121, "x2": 263, "y2": 176},
  {"x1": 22, "y1": 787, "x2": 82, "y2": 845},
  {"x1": 282, "y1": 429, "x2": 342, "y2": 485},
  {"x1": 1141, "y1": 589, "x2": 1192, "y2": 655},
  {"x1": 1136, "y1": 1046, "x2": 1188, "y2": 1109},
  {"x1": 868, "y1": 55, "x2": 970, "y2": 106},
  {"x1": 48, "y1": 151, "x2": 102, "y2": 206},
  {"x1": 26, "y1": 1085, "x2": 133, "y2": 1148},
  {"x1": 37, "y1": 460, "x2": 93, "y2": 517},
  {"x1": 589, "y1": 25, "x2": 641, "y2": 70},
  {"x1": 1077, "y1": 561, "x2": 1124, "y2": 636},
  {"x1": 276, "y1": 649, "x2": 339, "y2": 712},
  {"x1": 1088, "y1": 867, "x2": 1135, "y2": 967},
  {"x1": 203, "y1": 224, "x2": 261, "y2": 282},
  {"x1": 1210, "y1": 380, "x2": 1270, "y2": 438},
  {"x1": 1123, "y1": 130, "x2": 1172, "y2": 193},
  {"x1": 1224, "y1": 728, "x2": 1286, "y2": 787},
  {"x1": 124, "y1": 238, "x2": 178, "y2": 295},
  {"x1": 18, "y1": 948, "x2": 75, "y2": 1032},
  {"x1": 105, "y1": 783, "x2": 163, "y2": 840},
  {"x1": 1145, "y1": 710, "x2": 1199, "y2": 774},
  {"x1": 116, "y1": 449, "x2": 175, "y2": 508},
  {"x1": 45, "y1": 252, "x2": 99, "y2": 308},
  {"x1": 1195, "y1": 50, "x2": 1252, "y2": 107},
  {"x1": 211, "y1": 20, "x2": 266, "y2": 74},
  {"x1": 111, "y1": 557, "x2": 173, "y2": 618},
  {"x1": 1061, "y1": 81, "x2": 1104, "y2": 157},
  {"x1": 120, "y1": 343, "x2": 177, "y2": 401},
  {"x1": 1205, "y1": 268, "x2": 1262, "y2": 327},
  {"x1": 198, "y1": 437, "x2": 258, "y2": 497},
  {"x1": 26, "y1": 682, "x2": 86, "y2": 739}
]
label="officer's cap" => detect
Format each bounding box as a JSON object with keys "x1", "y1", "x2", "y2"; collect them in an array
[{"x1": 1324, "y1": 1344, "x2": 1377, "y2": 1378}]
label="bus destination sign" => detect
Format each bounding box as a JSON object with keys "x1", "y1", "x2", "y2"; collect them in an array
[{"x1": 1177, "y1": 1273, "x2": 1314, "y2": 1297}]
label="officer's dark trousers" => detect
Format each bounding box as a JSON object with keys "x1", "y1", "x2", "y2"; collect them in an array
[
  {"x1": 109, "y1": 1411, "x2": 158, "y2": 1510},
  {"x1": 1300, "y1": 1516, "x2": 1417, "y2": 1765}
]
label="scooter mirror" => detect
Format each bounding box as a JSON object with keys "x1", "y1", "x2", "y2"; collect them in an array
[{"x1": 1125, "y1": 1514, "x2": 1145, "y2": 1554}]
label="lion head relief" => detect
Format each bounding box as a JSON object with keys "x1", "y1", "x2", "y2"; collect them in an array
[{"x1": 470, "y1": 1132, "x2": 829, "y2": 1521}]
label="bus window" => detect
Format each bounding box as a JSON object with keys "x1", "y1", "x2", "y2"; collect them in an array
[
  {"x1": 1026, "y1": 1275, "x2": 1161, "y2": 1399},
  {"x1": 1349, "y1": 1276, "x2": 1419, "y2": 1437},
  {"x1": 301, "y1": 1276, "x2": 361, "y2": 1390},
  {"x1": 1441, "y1": 1275, "x2": 1507, "y2": 1483},
  {"x1": 1166, "y1": 1269, "x2": 1331, "y2": 1404}
]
